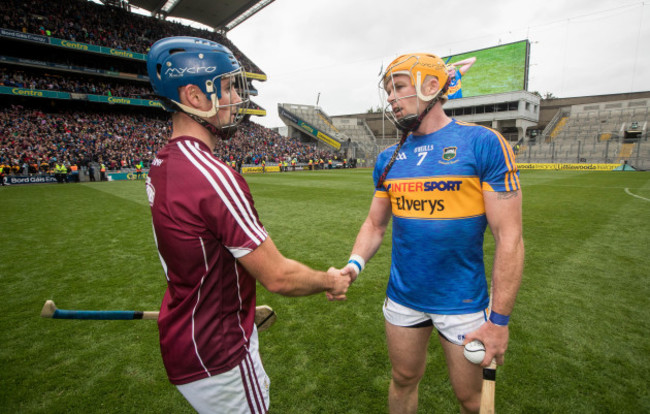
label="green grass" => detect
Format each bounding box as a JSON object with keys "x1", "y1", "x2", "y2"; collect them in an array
[{"x1": 1, "y1": 169, "x2": 649, "y2": 413}]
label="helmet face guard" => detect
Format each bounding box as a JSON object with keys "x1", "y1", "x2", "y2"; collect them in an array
[
  {"x1": 379, "y1": 53, "x2": 450, "y2": 132},
  {"x1": 147, "y1": 36, "x2": 250, "y2": 134}
]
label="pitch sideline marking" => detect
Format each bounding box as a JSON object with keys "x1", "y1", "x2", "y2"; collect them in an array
[{"x1": 624, "y1": 188, "x2": 650, "y2": 202}]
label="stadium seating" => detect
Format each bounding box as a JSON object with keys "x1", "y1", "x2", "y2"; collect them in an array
[
  {"x1": 0, "y1": 0, "x2": 262, "y2": 74},
  {"x1": 0, "y1": 0, "x2": 341, "y2": 176},
  {"x1": 331, "y1": 117, "x2": 379, "y2": 159},
  {"x1": 277, "y1": 103, "x2": 376, "y2": 161},
  {"x1": 522, "y1": 98, "x2": 649, "y2": 168},
  {"x1": 0, "y1": 102, "x2": 336, "y2": 175},
  {"x1": 1, "y1": 0, "x2": 647, "y2": 172}
]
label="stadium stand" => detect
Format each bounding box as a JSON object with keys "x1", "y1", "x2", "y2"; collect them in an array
[
  {"x1": 519, "y1": 94, "x2": 650, "y2": 168},
  {"x1": 0, "y1": 0, "x2": 263, "y2": 73},
  {"x1": 0, "y1": 103, "x2": 336, "y2": 177},
  {"x1": 0, "y1": 0, "x2": 342, "y2": 182},
  {"x1": 1, "y1": 0, "x2": 647, "y2": 178},
  {"x1": 331, "y1": 116, "x2": 379, "y2": 159},
  {"x1": 278, "y1": 103, "x2": 376, "y2": 163},
  {"x1": 278, "y1": 104, "x2": 345, "y2": 144},
  {"x1": 326, "y1": 91, "x2": 649, "y2": 170},
  {"x1": 0, "y1": 66, "x2": 151, "y2": 98}
]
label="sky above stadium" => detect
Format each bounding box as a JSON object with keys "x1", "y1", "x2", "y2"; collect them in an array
[{"x1": 228, "y1": 0, "x2": 649, "y2": 128}]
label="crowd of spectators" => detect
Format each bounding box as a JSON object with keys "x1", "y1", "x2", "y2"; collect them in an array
[
  {"x1": 216, "y1": 121, "x2": 339, "y2": 166},
  {"x1": 0, "y1": 105, "x2": 168, "y2": 174},
  {"x1": 0, "y1": 0, "x2": 263, "y2": 74},
  {"x1": 0, "y1": 105, "x2": 338, "y2": 176},
  {"x1": 0, "y1": 66, "x2": 151, "y2": 98},
  {"x1": 0, "y1": 0, "x2": 340, "y2": 176}
]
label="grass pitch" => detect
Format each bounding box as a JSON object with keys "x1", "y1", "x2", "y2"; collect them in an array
[{"x1": 1, "y1": 169, "x2": 649, "y2": 413}]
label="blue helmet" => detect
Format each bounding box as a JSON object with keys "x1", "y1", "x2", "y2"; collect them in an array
[{"x1": 146, "y1": 37, "x2": 249, "y2": 133}]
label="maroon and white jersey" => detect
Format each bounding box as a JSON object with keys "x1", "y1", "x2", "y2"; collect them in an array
[{"x1": 146, "y1": 136, "x2": 268, "y2": 385}]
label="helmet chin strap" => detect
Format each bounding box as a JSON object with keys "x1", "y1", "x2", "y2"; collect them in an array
[
  {"x1": 377, "y1": 100, "x2": 435, "y2": 188},
  {"x1": 394, "y1": 97, "x2": 437, "y2": 132},
  {"x1": 173, "y1": 94, "x2": 218, "y2": 119},
  {"x1": 186, "y1": 113, "x2": 238, "y2": 141},
  {"x1": 158, "y1": 94, "x2": 237, "y2": 141},
  {"x1": 394, "y1": 71, "x2": 447, "y2": 132}
]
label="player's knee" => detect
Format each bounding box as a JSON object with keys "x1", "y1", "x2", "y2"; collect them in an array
[
  {"x1": 456, "y1": 389, "x2": 480, "y2": 414},
  {"x1": 391, "y1": 366, "x2": 424, "y2": 388}
]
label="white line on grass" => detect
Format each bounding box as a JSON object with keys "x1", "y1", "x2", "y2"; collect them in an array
[{"x1": 624, "y1": 188, "x2": 650, "y2": 202}]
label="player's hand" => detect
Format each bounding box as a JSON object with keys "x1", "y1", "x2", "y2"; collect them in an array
[
  {"x1": 463, "y1": 321, "x2": 509, "y2": 367},
  {"x1": 340, "y1": 263, "x2": 359, "y2": 283},
  {"x1": 325, "y1": 267, "x2": 351, "y2": 301}
]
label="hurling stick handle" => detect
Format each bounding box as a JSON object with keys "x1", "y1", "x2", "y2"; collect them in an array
[
  {"x1": 141, "y1": 311, "x2": 159, "y2": 320},
  {"x1": 41, "y1": 300, "x2": 57, "y2": 318},
  {"x1": 479, "y1": 359, "x2": 497, "y2": 414},
  {"x1": 41, "y1": 300, "x2": 159, "y2": 320}
]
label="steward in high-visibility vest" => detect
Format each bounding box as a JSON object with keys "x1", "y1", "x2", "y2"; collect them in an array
[
  {"x1": 61, "y1": 164, "x2": 68, "y2": 180},
  {"x1": 100, "y1": 163, "x2": 107, "y2": 181},
  {"x1": 55, "y1": 163, "x2": 67, "y2": 183},
  {"x1": 308, "y1": 159, "x2": 313, "y2": 170},
  {"x1": 70, "y1": 164, "x2": 79, "y2": 182}
]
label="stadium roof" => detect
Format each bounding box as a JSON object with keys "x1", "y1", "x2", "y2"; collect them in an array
[{"x1": 126, "y1": 0, "x2": 274, "y2": 31}]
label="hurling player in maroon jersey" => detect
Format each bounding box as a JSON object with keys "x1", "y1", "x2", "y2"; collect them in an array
[{"x1": 146, "y1": 37, "x2": 351, "y2": 414}]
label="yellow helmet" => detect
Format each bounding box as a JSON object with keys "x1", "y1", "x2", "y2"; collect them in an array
[
  {"x1": 382, "y1": 53, "x2": 450, "y2": 102},
  {"x1": 380, "y1": 53, "x2": 451, "y2": 132}
]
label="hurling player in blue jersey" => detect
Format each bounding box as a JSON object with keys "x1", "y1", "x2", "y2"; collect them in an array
[
  {"x1": 446, "y1": 56, "x2": 476, "y2": 99},
  {"x1": 337, "y1": 54, "x2": 524, "y2": 413}
]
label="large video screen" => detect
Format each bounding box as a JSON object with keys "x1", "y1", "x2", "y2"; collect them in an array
[{"x1": 443, "y1": 40, "x2": 529, "y2": 99}]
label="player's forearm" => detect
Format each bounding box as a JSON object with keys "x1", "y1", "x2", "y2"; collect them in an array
[
  {"x1": 349, "y1": 216, "x2": 387, "y2": 263},
  {"x1": 263, "y1": 258, "x2": 335, "y2": 297},
  {"x1": 453, "y1": 57, "x2": 475, "y2": 65},
  {"x1": 490, "y1": 237, "x2": 524, "y2": 315},
  {"x1": 452, "y1": 57, "x2": 477, "y2": 73},
  {"x1": 242, "y1": 237, "x2": 338, "y2": 296}
]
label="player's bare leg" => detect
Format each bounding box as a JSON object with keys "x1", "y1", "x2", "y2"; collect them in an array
[
  {"x1": 385, "y1": 321, "x2": 434, "y2": 414},
  {"x1": 439, "y1": 336, "x2": 483, "y2": 414}
]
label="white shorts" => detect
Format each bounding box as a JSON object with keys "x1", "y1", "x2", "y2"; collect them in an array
[
  {"x1": 177, "y1": 328, "x2": 270, "y2": 414},
  {"x1": 383, "y1": 297, "x2": 487, "y2": 346}
]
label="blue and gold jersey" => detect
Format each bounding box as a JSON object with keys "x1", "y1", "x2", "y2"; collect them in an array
[
  {"x1": 374, "y1": 119, "x2": 519, "y2": 314},
  {"x1": 447, "y1": 70, "x2": 463, "y2": 99}
]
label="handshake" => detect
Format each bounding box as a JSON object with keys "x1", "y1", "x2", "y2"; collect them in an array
[{"x1": 324, "y1": 259, "x2": 361, "y2": 301}]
